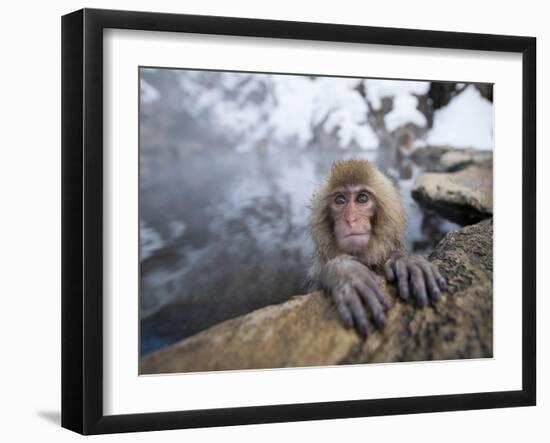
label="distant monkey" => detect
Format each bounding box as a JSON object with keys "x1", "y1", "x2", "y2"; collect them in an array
[{"x1": 309, "y1": 158, "x2": 446, "y2": 336}]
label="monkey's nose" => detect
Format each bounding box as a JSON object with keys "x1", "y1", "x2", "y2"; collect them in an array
[
  {"x1": 344, "y1": 207, "x2": 358, "y2": 225},
  {"x1": 345, "y1": 216, "x2": 358, "y2": 226}
]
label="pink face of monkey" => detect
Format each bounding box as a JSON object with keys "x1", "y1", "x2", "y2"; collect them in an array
[{"x1": 329, "y1": 185, "x2": 376, "y2": 256}]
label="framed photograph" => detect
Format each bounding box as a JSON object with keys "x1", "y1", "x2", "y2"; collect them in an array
[{"x1": 61, "y1": 8, "x2": 536, "y2": 435}]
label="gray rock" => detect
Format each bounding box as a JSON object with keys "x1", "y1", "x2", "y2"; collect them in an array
[
  {"x1": 411, "y1": 145, "x2": 493, "y2": 173},
  {"x1": 412, "y1": 163, "x2": 492, "y2": 225},
  {"x1": 440, "y1": 148, "x2": 492, "y2": 171},
  {"x1": 410, "y1": 145, "x2": 453, "y2": 171},
  {"x1": 140, "y1": 219, "x2": 493, "y2": 374}
]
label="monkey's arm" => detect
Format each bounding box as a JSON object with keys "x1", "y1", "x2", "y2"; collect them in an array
[
  {"x1": 320, "y1": 255, "x2": 391, "y2": 337},
  {"x1": 384, "y1": 253, "x2": 446, "y2": 307}
]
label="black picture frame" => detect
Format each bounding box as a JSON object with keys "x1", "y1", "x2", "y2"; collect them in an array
[{"x1": 61, "y1": 8, "x2": 536, "y2": 435}]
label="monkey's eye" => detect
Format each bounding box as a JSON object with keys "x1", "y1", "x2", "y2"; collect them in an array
[
  {"x1": 334, "y1": 194, "x2": 346, "y2": 205},
  {"x1": 356, "y1": 192, "x2": 369, "y2": 204}
]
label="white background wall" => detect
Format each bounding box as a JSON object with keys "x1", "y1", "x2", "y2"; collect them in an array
[{"x1": 0, "y1": 1, "x2": 546, "y2": 441}]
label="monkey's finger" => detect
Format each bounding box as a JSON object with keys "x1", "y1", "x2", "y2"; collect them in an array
[
  {"x1": 395, "y1": 260, "x2": 410, "y2": 300},
  {"x1": 409, "y1": 265, "x2": 428, "y2": 307},
  {"x1": 332, "y1": 290, "x2": 353, "y2": 328},
  {"x1": 432, "y1": 265, "x2": 447, "y2": 291},
  {"x1": 363, "y1": 276, "x2": 392, "y2": 311},
  {"x1": 384, "y1": 260, "x2": 396, "y2": 282},
  {"x1": 374, "y1": 288, "x2": 391, "y2": 311},
  {"x1": 355, "y1": 281, "x2": 386, "y2": 327},
  {"x1": 347, "y1": 293, "x2": 369, "y2": 337},
  {"x1": 419, "y1": 262, "x2": 441, "y2": 300},
  {"x1": 375, "y1": 288, "x2": 392, "y2": 311},
  {"x1": 356, "y1": 267, "x2": 389, "y2": 309}
]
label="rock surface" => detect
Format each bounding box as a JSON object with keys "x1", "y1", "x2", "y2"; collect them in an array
[
  {"x1": 411, "y1": 163, "x2": 493, "y2": 225},
  {"x1": 140, "y1": 219, "x2": 493, "y2": 374},
  {"x1": 410, "y1": 145, "x2": 492, "y2": 171},
  {"x1": 440, "y1": 148, "x2": 492, "y2": 171},
  {"x1": 410, "y1": 145, "x2": 453, "y2": 171}
]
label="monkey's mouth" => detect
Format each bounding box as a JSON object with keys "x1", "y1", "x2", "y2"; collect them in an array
[{"x1": 337, "y1": 232, "x2": 370, "y2": 255}]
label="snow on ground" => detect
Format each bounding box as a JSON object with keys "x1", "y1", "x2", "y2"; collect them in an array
[
  {"x1": 270, "y1": 76, "x2": 378, "y2": 150},
  {"x1": 426, "y1": 85, "x2": 493, "y2": 150},
  {"x1": 151, "y1": 69, "x2": 493, "y2": 153},
  {"x1": 364, "y1": 79, "x2": 430, "y2": 132},
  {"x1": 176, "y1": 72, "x2": 382, "y2": 152},
  {"x1": 363, "y1": 79, "x2": 430, "y2": 111},
  {"x1": 385, "y1": 94, "x2": 427, "y2": 131}
]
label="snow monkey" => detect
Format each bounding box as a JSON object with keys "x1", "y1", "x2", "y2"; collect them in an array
[{"x1": 309, "y1": 158, "x2": 446, "y2": 337}]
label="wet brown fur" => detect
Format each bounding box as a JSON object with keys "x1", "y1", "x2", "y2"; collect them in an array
[{"x1": 309, "y1": 159, "x2": 406, "y2": 279}]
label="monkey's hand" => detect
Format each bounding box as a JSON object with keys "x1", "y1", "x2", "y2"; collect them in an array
[
  {"x1": 322, "y1": 255, "x2": 391, "y2": 337},
  {"x1": 384, "y1": 254, "x2": 446, "y2": 307}
]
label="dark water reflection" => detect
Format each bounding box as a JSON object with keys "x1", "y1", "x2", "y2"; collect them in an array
[{"x1": 139, "y1": 144, "x2": 458, "y2": 355}]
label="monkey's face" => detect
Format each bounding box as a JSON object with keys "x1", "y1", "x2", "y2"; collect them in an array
[{"x1": 329, "y1": 185, "x2": 376, "y2": 257}]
